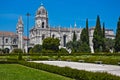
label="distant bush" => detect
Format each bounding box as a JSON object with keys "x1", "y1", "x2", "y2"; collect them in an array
[
  {"x1": 59, "y1": 48, "x2": 69, "y2": 54},
  {"x1": 0, "y1": 60, "x2": 18, "y2": 64},
  {"x1": 41, "y1": 49, "x2": 55, "y2": 54},
  {"x1": 29, "y1": 44, "x2": 42, "y2": 54},
  {"x1": 11, "y1": 49, "x2": 23, "y2": 54},
  {"x1": 18, "y1": 53, "x2": 23, "y2": 60}
]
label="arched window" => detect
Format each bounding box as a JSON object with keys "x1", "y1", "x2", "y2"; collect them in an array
[
  {"x1": 5, "y1": 39, "x2": 8, "y2": 43},
  {"x1": 13, "y1": 38, "x2": 17, "y2": 44},
  {"x1": 42, "y1": 34, "x2": 45, "y2": 40},
  {"x1": 42, "y1": 22, "x2": 44, "y2": 28},
  {"x1": 42, "y1": 9, "x2": 45, "y2": 14},
  {"x1": 37, "y1": 11, "x2": 41, "y2": 15},
  {"x1": 52, "y1": 34, "x2": 55, "y2": 38},
  {"x1": 63, "y1": 35, "x2": 67, "y2": 47}
]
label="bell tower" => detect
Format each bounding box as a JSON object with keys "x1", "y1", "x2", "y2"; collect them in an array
[
  {"x1": 35, "y1": 4, "x2": 48, "y2": 28},
  {"x1": 16, "y1": 16, "x2": 24, "y2": 50}
]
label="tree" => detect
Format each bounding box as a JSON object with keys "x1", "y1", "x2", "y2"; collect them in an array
[
  {"x1": 86, "y1": 18, "x2": 89, "y2": 45},
  {"x1": 102, "y1": 22, "x2": 106, "y2": 52},
  {"x1": 66, "y1": 40, "x2": 81, "y2": 53},
  {"x1": 80, "y1": 28, "x2": 91, "y2": 53},
  {"x1": 30, "y1": 44, "x2": 42, "y2": 54},
  {"x1": 103, "y1": 23, "x2": 105, "y2": 38},
  {"x1": 79, "y1": 19, "x2": 90, "y2": 53},
  {"x1": 73, "y1": 31, "x2": 77, "y2": 42},
  {"x1": 93, "y1": 15, "x2": 104, "y2": 52},
  {"x1": 11, "y1": 49, "x2": 23, "y2": 54},
  {"x1": 79, "y1": 43, "x2": 91, "y2": 53},
  {"x1": 42, "y1": 37, "x2": 60, "y2": 52},
  {"x1": 104, "y1": 38, "x2": 115, "y2": 52},
  {"x1": 115, "y1": 17, "x2": 120, "y2": 52},
  {"x1": 81, "y1": 28, "x2": 87, "y2": 43}
]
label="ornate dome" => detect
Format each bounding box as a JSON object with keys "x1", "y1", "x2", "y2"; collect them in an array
[{"x1": 36, "y1": 4, "x2": 47, "y2": 15}]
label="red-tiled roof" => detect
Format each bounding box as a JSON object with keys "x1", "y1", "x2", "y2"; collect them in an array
[
  {"x1": 0, "y1": 31, "x2": 17, "y2": 36},
  {"x1": 0, "y1": 31, "x2": 28, "y2": 40}
]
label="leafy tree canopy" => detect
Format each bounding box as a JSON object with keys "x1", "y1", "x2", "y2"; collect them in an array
[{"x1": 42, "y1": 37, "x2": 60, "y2": 52}]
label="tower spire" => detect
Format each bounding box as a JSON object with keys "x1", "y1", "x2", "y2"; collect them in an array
[
  {"x1": 74, "y1": 22, "x2": 77, "y2": 28},
  {"x1": 41, "y1": 2, "x2": 43, "y2": 6},
  {"x1": 16, "y1": 16, "x2": 24, "y2": 51}
]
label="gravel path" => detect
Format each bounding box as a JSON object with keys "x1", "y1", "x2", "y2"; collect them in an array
[{"x1": 31, "y1": 61, "x2": 120, "y2": 76}]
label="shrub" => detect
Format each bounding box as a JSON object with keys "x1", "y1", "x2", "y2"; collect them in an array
[
  {"x1": 59, "y1": 48, "x2": 69, "y2": 54},
  {"x1": 29, "y1": 44, "x2": 42, "y2": 54},
  {"x1": 18, "y1": 53, "x2": 23, "y2": 60},
  {"x1": 11, "y1": 49, "x2": 23, "y2": 54},
  {"x1": 0, "y1": 60, "x2": 18, "y2": 64},
  {"x1": 42, "y1": 37, "x2": 60, "y2": 52}
]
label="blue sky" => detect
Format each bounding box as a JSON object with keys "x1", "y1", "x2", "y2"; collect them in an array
[{"x1": 0, "y1": 0, "x2": 120, "y2": 35}]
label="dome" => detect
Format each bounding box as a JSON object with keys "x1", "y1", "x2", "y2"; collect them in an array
[{"x1": 36, "y1": 4, "x2": 47, "y2": 15}]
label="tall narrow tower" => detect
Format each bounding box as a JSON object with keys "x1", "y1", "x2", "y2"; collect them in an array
[
  {"x1": 16, "y1": 16, "x2": 24, "y2": 50},
  {"x1": 35, "y1": 4, "x2": 48, "y2": 28}
]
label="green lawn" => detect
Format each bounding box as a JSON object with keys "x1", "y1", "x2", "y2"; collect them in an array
[{"x1": 0, "y1": 64, "x2": 73, "y2": 80}]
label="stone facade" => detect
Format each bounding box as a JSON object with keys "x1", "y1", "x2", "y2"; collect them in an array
[
  {"x1": 30, "y1": 4, "x2": 82, "y2": 48},
  {"x1": 0, "y1": 17, "x2": 27, "y2": 53},
  {"x1": 30, "y1": 4, "x2": 115, "y2": 53}
]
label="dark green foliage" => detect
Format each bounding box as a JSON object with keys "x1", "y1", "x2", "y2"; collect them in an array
[
  {"x1": 41, "y1": 49, "x2": 55, "y2": 54},
  {"x1": 19, "y1": 61, "x2": 120, "y2": 80},
  {"x1": 104, "y1": 38, "x2": 115, "y2": 52},
  {"x1": 79, "y1": 43, "x2": 91, "y2": 53},
  {"x1": 93, "y1": 15, "x2": 104, "y2": 52},
  {"x1": 42, "y1": 37, "x2": 60, "y2": 52},
  {"x1": 79, "y1": 19, "x2": 90, "y2": 53},
  {"x1": 18, "y1": 53, "x2": 23, "y2": 60},
  {"x1": 4, "y1": 48, "x2": 10, "y2": 53},
  {"x1": 66, "y1": 41, "x2": 73, "y2": 49},
  {"x1": 102, "y1": 23, "x2": 106, "y2": 52},
  {"x1": 115, "y1": 17, "x2": 120, "y2": 52},
  {"x1": 11, "y1": 49, "x2": 23, "y2": 54},
  {"x1": 0, "y1": 48, "x2": 9, "y2": 54},
  {"x1": 103, "y1": 23, "x2": 105, "y2": 38},
  {"x1": 30, "y1": 44, "x2": 42, "y2": 54},
  {"x1": 0, "y1": 60, "x2": 18, "y2": 64},
  {"x1": 73, "y1": 31, "x2": 77, "y2": 42},
  {"x1": 66, "y1": 40, "x2": 81, "y2": 53},
  {"x1": 59, "y1": 48, "x2": 69, "y2": 54},
  {"x1": 80, "y1": 29, "x2": 91, "y2": 53},
  {"x1": 86, "y1": 18, "x2": 89, "y2": 45},
  {"x1": 81, "y1": 28, "x2": 87, "y2": 43}
]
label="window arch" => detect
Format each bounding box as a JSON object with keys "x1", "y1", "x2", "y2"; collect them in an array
[
  {"x1": 13, "y1": 38, "x2": 17, "y2": 44},
  {"x1": 42, "y1": 22, "x2": 44, "y2": 28},
  {"x1": 42, "y1": 34, "x2": 45, "y2": 40},
  {"x1": 63, "y1": 35, "x2": 67, "y2": 47},
  {"x1": 5, "y1": 39, "x2": 8, "y2": 43},
  {"x1": 52, "y1": 34, "x2": 55, "y2": 38}
]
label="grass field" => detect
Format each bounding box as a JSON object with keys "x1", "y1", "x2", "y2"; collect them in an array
[{"x1": 0, "y1": 64, "x2": 73, "y2": 80}]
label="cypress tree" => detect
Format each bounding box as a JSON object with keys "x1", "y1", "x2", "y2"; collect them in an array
[
  {"x1": 102, "y1": 22, "x2": 106, "y2": 52},
  {"x1": 73, "y1": 31, "x2": 77, "y2": 42},
  {"x1": 86, "y1": 18, "x2": 89, "y2": 45},
  {"x1": 81, "y1": 18, "x2": 89, "y2": 45},
  {"x1": 93, "y1": 15, "x2": 103, "y2": 52},
  {"x1": 103, "y1": 22, "x2": 105, "y2": 38},
  {"x1": 80, "y1": 28, "x2": 87, "y2": 43},
  {"x1": 80, "y1": 19, "x2": 90, "y2": 53},
  {"x1": 115, "y1": 17, "x2": 120, "y2": 52}
]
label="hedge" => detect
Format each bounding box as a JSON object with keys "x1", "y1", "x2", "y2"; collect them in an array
[
  {"x1": 18, "y1": 61, "x2": 120, "y2": 80},
  {"x1": 0, "y1": 60, "x2": 18, "y2": 64},
  {"x1": 1, "y1": 53, "x2": 120, "y2": 56}
]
